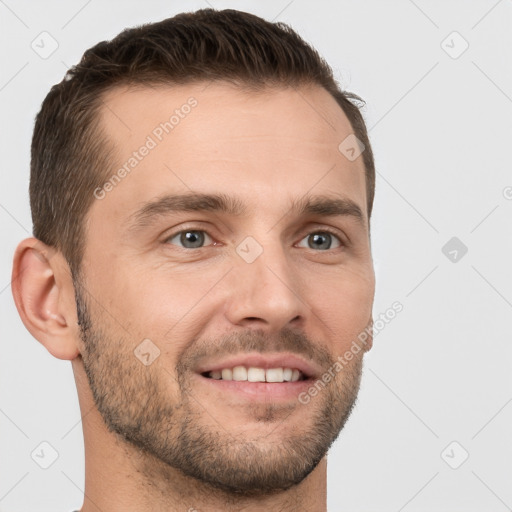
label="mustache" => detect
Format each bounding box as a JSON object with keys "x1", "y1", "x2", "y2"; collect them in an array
[{"x1": 176, "y1": 327, "x2": 334, "y2": 375}]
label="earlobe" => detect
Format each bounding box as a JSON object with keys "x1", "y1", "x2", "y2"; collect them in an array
[{"x1": 11, "y1": 238, "x2": 80, "y2": 360}]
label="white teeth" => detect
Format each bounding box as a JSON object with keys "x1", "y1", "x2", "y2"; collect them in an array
[
  {"x1": 247, "y1": 367, "x2": 266, "y2": 382},
  {"x1": 266, "y1": 368, "x2": 284, "y2": 382},
  {"x1": 232, "y1": 366, "x2": 247, "y2": 381},
  {"x1": 221, "y1": 368, "x2": 233, "y2": 381},
  {"x1": 283, "y1": 368, "x2": 293, "y2": 381},
  {"x1": 208, "y1": 366, "x2": 304, "y2": 382}
]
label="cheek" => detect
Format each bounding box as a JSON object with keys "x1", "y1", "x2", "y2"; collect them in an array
[
  {"x1": 309, "y1": 266, "x2": 374, "y2": 345},
  {"x1": 108, "y1": 265, "x2": 222, "y2": 345}
]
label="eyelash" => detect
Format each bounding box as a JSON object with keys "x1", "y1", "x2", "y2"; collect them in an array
[{"x1": 163, "y1": 227, "x2": 346, "y2": 251}]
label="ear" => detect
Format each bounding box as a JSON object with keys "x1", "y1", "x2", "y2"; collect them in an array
[
  {"x1": 363, "y1": 314, "x2": 373, "y2": 353},
  {"x1": 11, "y1": 237, "x2": 80, "y2": 360}
]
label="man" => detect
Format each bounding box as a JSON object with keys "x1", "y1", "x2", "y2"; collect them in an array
[{"x1": 12, "y1": 8, "x2": 376, "y2": 512}]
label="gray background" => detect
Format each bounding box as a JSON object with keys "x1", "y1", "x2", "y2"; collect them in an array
[{"x1": 1, "y1": 0, "x2": 511, "y2": 510}]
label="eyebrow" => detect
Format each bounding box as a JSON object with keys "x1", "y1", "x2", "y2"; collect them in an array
[{"x1": 125, "y1": 192, "x2": 366, "y2": 232}]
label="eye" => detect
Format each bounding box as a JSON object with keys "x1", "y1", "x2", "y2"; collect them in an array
[
  {"x1": 296, "y1": 231, "x2": 342, "y2": 251},
  {"x1": 165, "y1": 230, "x2": 213, "y2": 249}
]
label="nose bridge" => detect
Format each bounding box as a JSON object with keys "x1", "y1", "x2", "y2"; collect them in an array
[{"x1": 225, "y1": 234, "x2": 305, "y2": 329}]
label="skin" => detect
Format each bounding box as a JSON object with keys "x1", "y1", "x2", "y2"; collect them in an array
[{"x1": 12, "y1": 81, "x2": 375, "y2": 512}]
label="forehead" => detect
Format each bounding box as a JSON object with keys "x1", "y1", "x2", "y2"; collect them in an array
[{"x1": 92, "y1": 81, "x2": 367, "y2": 225}]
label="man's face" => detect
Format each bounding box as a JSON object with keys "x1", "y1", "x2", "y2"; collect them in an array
[{"x1": 75, "y1": 82, "x2": 375, "y2": 494}]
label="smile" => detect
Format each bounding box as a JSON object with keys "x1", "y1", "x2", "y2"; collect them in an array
[{"x1": 202, "y1": 366, "x2": 306, "y2": 382}]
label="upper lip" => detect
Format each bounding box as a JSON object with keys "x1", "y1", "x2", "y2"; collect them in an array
[{"x1": 194, "y1": 352, "x2": 320, "y2": 379}]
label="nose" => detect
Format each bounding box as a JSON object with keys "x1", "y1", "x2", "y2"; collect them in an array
[{"x1": 223, "y1": 241, "x2": 306, "y2": 331}]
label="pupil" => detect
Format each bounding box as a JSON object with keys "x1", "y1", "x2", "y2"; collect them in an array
[
  {"x1": 310, "y1": 233, "x2": 330, "y2": 250},
  {"x1": 182, "y1": 231, "x2": 204, "y2": 248}
]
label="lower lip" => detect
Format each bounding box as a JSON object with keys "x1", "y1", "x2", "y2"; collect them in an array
[{"x1": 194, "y1": 373, "x2": 313, "y2": 401}]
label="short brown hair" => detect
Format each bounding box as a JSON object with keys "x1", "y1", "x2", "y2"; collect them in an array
[{"x1": 30, "y1": 8, "x2": 375, "y2": 276}]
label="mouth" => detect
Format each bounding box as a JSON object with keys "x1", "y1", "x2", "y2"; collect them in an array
[
  {"x1": 200, "y1": 367, "x2": 308, "y2": 382},
  {"x1": 193, "y1": 353, "x2": 319, "y2": 401}
]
